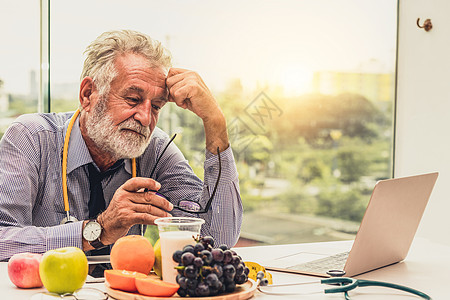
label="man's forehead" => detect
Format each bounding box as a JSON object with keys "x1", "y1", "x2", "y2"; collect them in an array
[{"x1": 115, "y1": 53, "x2": 167, "y2": 83}]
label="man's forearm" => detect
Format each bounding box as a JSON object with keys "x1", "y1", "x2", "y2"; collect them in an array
[
  {"x1": 0, "y1": 222, "x2": 84, "y2": 261},
  {"x1": 200, "y1": 147, "x2": 243, "y2": 247},
  {"x1": 203, "y1": 111, "x2": 229, "y2": 154}
]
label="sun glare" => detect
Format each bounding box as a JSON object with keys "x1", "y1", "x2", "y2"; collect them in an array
[{"x1": 277, "y1": 65, "x2": 314, "y2": 96}]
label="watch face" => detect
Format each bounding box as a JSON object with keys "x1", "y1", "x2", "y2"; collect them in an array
[{"x1": 83, "y1": 221, "x2": 102, "y2": 242}]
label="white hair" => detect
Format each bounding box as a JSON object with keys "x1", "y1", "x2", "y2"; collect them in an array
[{"x1": 81, "y1": 29, "x2": 172, "y2": 97}]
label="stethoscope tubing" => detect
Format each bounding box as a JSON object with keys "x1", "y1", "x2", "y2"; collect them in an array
[{"x1": 61, "y1": 109, "x2": 137, "y2": 224}]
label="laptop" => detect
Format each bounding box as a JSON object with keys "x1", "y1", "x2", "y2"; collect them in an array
[{"x1": 264, "y1": 172, "x2": 439, "y2": 277}]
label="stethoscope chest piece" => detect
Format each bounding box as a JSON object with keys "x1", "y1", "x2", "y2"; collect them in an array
[{"x1": 60, "y1": 214, "x2": 79, "y2": 225}]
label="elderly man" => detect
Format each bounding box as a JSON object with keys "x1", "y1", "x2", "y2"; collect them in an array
[{"x1": 0, "y1": 30, "x2": 242, "y2": 260}]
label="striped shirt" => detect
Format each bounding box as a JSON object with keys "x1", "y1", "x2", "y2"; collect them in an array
[{"x1": 0, "y1": 112, "x2": 243, "y2": 261}]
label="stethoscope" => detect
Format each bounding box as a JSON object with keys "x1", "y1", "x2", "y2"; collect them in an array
[
  {"x1": 60, "y1": 109, "x2": 137, "y2": 224},
  {"x1": 256, "y1": 270, "x2": 432, "y2": 299}
]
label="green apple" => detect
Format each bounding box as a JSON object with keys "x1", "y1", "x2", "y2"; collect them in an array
[{"x1": 39, "y1": 247, "x2": 88, "y2": 294}]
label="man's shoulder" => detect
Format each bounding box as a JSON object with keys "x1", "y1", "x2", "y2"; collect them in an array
[
  {"x1": 150, "y1": 127, "x2": 170, "y2": 142},
  {"x1": 143, "y1": 127, "x2": 172, "y2": 154},
  {"x1": 12, "y1": 111, "x2": 74, "y2": 134}
]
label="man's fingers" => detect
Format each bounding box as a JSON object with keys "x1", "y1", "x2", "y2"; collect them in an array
[
  {"x1": 132, "y1": 202, "x2": 172, "y2": 219},
  {"x1": 133, "y1": 212, "x2": 170, "y2": 226},
  {"x1": 121, "y1": 177, "x2": 161, "y2": 193},
  {"x1": 129, "y1": 190, "x2": 174, "y2": 212},
  {"x1": 166, "y1": 69, "x2": 199, "y2": 91},
  {"x1": 167, "y1": 67, "x2": 188, "y2": 77},
  {"x1": 168, "y1": 83, "x2": 192, "y2": 108},
  {"x1": 130, "y1": 201, "x2": 173, "y2": 225}
]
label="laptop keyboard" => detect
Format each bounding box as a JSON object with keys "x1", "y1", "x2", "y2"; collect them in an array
[{"x1": 287, "y1": 251, "x2": 349, "y2": 274}]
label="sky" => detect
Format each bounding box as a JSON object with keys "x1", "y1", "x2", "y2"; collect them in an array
[{"x1": 0, "y1": 0, "x2": 397, "y2": 96}]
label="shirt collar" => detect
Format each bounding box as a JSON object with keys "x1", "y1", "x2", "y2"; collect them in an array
[
  {"x1": 64, "y1": 113, "x2": 94, "y2": 174},
  {"x1": 63, "y1": 112, "x2": 133, "y2": 175}
]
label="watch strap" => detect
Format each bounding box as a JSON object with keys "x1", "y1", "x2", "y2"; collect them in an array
[{"x1": 89, "y1": 238, "x2": 105, "y2": 249}]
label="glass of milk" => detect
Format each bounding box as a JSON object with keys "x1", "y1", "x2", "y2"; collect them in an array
[{"x1": 154, "y1": 217, "x2": 204, "y2": 284}]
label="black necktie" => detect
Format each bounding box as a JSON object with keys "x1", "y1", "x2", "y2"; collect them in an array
[
  {"x1": 87, "y1": 160, "x2": 123, "y2": 256},
  {"x1": 87, "y1": 164, "x2": 106, "y2": 219},
  {"x1": 87, "y1": 160, "x2": 124, "y2": 218}
]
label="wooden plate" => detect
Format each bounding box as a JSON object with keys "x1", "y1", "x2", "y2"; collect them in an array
[{"x1": 105, "y1": 279, "x2": 256, "y2": 300}]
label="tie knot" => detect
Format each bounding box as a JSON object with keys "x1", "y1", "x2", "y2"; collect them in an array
[
  {"x1": 88, "y1": 160, "x2": 124, "y2": 182},
  {"x1": 87, "y1": 164, "x2": 104, "y2": 183}
]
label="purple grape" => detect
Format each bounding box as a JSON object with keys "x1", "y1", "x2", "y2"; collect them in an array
[
  {"x1": 183, "y1": 245, "x2": 195, "y2": 254},
  {"x1": 235, "y1": 273, "x2": 247, "y2": 284},
  {"x1": 177, "y1": 276, "x2": 188, "y2": 289},
  {"x1": 200, "y1": 249, "x2": 213, "y2": 265},
  {"x1": 211, "y1": 248, "x2": 224, "y2": 262},
  {"x1": 193, "y1": 242, "x2": 205, "y2": 255},
  {"x1": 212, "y1": 263, "x2": 223, "y2": 277},
  {"x1": 195, "y1": 281, "x2": 210, "y2": 297},
  {"x1": 174, "y1": 238, "x2": 248, "y2": 297},
  {"x1": 201, "y1": 236, "x2": 215, "y2": 248},
  {"x1": 186, "y1": 278, "x2": 198, "y2": 290},
  {"x1": 202, "y1": 266, "x2": 212, "y2": 277},
  {"x1": 223, "y1": 250, "x2": 232, "y2": 264},
  {"x1": 184, "y1": 265, "x2": 198, "y2": 279},
  {"x1": 181, "y1": 252, "x2": 195, "y2": 266},
  {"x1": 223, "y1": 264, "x2": 236, "y2": 281},
  {"x1": 219, "y1": 244, "x2": 228, "y2": 251},
  {"x1": 231, "y1": 255, "x2": 241, "y2": 267},
  {"x1": 172, "y1": 250, "x2": 183, "y2": 263},
  {"x1": 235, "y1": 263, "x2": 244, "y2": 275},
  {"x1": 177, "y1": 288, "x2": 188, "y2": 297},
  {"x1": 193, "y1": 257, "x2": 204, "y2": 268},
  {"x1": 187, "y1": 288, "x2": 197, "y2": 297},
  {"x1": 205, "y1": 273, "x2": 220, "y2": 288},
  {"x1": 244, "y1": 266, "x2": 250, "y2": 276}
]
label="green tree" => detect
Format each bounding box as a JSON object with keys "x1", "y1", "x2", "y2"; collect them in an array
[
  {"x1": 298, "y1": 157, "x2": 329, "y2": 183},
  {"x1": 337, "y1": 148, "x2": 368, "y2": 183},
  {"x1": 275, "y1": 93, "x2": 385, "y2": 146},
  {"x1": 316, "y1": 188, "x2": 367, "y2": 222}
]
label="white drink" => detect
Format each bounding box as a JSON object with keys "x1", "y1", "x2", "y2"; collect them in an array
[{"x1": 159, "y1": 230, "x2": 197, "y2": 284}]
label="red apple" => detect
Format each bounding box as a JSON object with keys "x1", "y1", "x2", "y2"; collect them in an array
[{"x1": 8, "y1": 253, "x2": 43, "y2": 288}]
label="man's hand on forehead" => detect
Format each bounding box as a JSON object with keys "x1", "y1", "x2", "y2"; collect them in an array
[
  {"x1": 165, "y1": 67, "x2": 229, "y2": 153},
  {"x1": 165, "y1": 68, "x2": 218, "y2": 117}
]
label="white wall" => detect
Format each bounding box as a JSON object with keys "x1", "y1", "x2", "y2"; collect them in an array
[{"x1": 396, "y1": 0, "x2": 450, "y2": 245}]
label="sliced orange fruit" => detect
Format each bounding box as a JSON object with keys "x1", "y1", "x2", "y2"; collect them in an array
[
  {"x1": 135, "y1": 277, "x2": 179, "y2": 297},
  {"x1": 105, "y1": 269, "x2": 147, "y2": 292}
]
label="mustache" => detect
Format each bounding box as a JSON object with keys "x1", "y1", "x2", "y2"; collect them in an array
[{"x1": 118, "y1": 119, "x2": 150, "y2": 138}]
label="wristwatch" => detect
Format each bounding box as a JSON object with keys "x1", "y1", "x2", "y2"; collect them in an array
[{"x1": 82, "y1": 219, "x2": 105, "y2": 249}]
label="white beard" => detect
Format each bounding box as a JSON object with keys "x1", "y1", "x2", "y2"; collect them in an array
[{"x1": 85, "y1": 99, "x2": 151, "y2": 160}]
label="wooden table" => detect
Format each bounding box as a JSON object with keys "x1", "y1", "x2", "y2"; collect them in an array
[{"x1": 1, "y1": 237, "x2": 447, "y2": 299}]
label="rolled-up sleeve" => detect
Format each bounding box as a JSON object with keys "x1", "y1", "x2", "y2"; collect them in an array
[
  {"x1": 0, "y1": 119, "x2": 83, "y2": 261},
  {"x1": 200, "y1": 146, "x2": 243, "y2": 247}
]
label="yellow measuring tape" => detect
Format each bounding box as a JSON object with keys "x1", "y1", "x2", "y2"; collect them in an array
[{"x1": 244, "y1": 261, "x2": 273, "y2": 284}]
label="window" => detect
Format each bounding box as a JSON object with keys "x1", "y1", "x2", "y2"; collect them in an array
[
  {"x1": 4, "y1": 0, "x2": 397, "y2": 246},
  {"x1": 0, "y1": 1, "x2": 40, "y2": 139}
]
